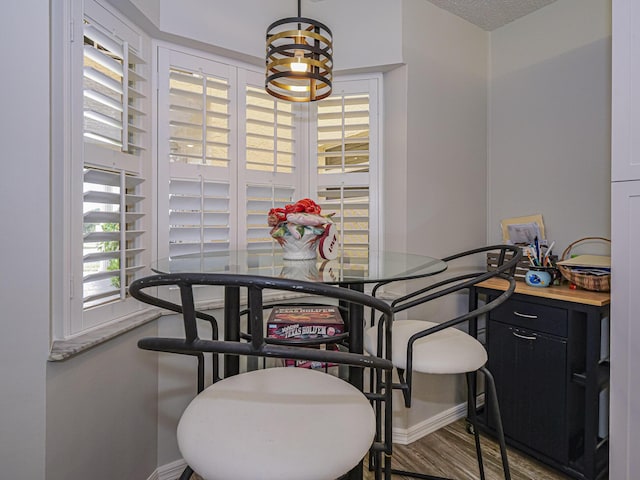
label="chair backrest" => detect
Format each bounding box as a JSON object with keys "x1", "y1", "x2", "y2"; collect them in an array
[
  {"x1": 368, "y1": 245, "x2": 520, "y2": 410},
  {"x1": 391, "y1": 244, "x2": 520, "y2": 318},
  {"x1": 129, "y1": 272, "x2": 395, "y2": 372},
  {"x1": 130, "y1": 273, "x2": 396, "y2": 480},
  {"x1": 368, "y1": 245, "x2": 520, "y2": 345}
]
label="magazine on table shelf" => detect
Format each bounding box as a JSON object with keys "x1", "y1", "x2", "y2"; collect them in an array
[{"x1": 267, "y1": 305, "x2": 344, "y2": 372}]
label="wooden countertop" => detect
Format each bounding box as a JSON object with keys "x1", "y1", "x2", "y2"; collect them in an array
[{"x1": 476, "y1": 278, "x2": 610, "y2": 307}]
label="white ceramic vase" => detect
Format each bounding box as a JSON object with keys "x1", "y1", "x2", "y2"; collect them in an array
[{"x1": 280, "y1": 233, "x2": 319, "y2": 260}]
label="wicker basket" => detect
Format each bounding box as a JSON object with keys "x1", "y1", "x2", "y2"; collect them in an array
[{"x1": 558, "y1": 237, "x2": 611, "y2": 291}]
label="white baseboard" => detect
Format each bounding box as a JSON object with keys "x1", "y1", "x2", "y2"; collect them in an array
[
  {"x1": 392, "y1": 401, "x2": 468, "y2": 445},
  {"x1": 392, "y1": 393, "x2": 486, "y2": 446},
  {"x1": 145, "y1": 469, "x2": 159, "y2": 480},
  {"x1": 147, "y1": 459, "x2": 188, "y2": 480}
]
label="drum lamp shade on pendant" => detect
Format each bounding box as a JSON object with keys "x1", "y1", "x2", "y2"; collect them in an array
[{"x1": 265, "y1": 0, "x2": 333, "y2": 102}]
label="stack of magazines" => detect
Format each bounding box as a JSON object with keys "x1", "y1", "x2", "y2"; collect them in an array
[{"x1": 557, "y1": 254, "x2": 611, "y2": 276}]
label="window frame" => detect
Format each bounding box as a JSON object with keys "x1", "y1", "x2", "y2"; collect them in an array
[
  {"x1": 156, "y1": 43, "x2": 382, "y2": 265},
  {"x1": 52, "y1": 10, "x2": 383, "y2": 345},
  {"x1": 52, "y1": 0, "x2": 152, "y2": 340}
]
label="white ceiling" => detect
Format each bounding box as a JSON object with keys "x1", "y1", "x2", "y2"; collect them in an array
[{"x1": 425, "y1": 0, "x2": 559, "y2": 31}]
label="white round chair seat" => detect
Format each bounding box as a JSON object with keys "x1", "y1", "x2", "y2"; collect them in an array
[
  {"x1": 177, "y1": 367, "x2": 376, "y2": 480},
  {"x1": 364, "y1": 320, "x2": 487, "y2": 374}
]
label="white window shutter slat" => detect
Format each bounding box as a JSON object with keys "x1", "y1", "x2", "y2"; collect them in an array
[
  {"x1": 83, "y1": 19, "x2": 147, "y2": 155},
  {"x1": 82, "y1": 167, "x2": 145, "y2": 309},
  {"x1": 246, "y1": 184, "x2": 295, "y2": 250},
  {"x1": 169, "y1": 178, "x2": 231, "y2": 258}
]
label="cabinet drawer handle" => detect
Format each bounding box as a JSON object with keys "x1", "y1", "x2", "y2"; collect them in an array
[
  {"x1": 512, "y1": 331, "x2": 537, "y2": 341},
  {"x1": 513, "y1": 311, "x2": 538, "y2": 319}
]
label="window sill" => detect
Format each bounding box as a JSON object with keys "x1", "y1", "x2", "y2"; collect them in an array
[
  {"x1": 48, "y1": 308, "x2": 163, "y2": 361},
  {"x1": 48, "y1": 291, "x2": 313, "y2": 361}
]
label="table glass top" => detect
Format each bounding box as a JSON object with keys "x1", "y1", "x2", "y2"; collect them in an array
[{"x1": 151, "y1": 249, "x2": 447, "y2": 285}]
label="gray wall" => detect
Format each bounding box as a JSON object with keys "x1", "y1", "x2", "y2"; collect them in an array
[
  {"x1": 488, "y1": 0, "x2": 612, "y2": 253},
  {"x1": 0, "y1": 2, "x2": 160, "y2": 479},
  {"x1": 403, "y1": 0, "x2": 489, "y2": 259},
  {"x1": 0, "y1": 1, "x2": 49, "y2": 478},
  {"x1": 383, "y1": 0, "x2": 490, "y2": 432},
  {"x1": 0, "y1": 0, "x2": 614, "y2": 477},
  {"x1": 45, "y1": 325, "x2": 158, "y2": 480}
]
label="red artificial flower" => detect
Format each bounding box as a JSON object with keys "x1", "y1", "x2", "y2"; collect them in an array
[{"x1": 268, "y1": 199, "x2": 322, "y2": 225}]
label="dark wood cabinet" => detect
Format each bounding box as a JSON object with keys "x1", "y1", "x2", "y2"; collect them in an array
[{"x1": 471, "y1": 279, "x2": 610, "y2": 480}]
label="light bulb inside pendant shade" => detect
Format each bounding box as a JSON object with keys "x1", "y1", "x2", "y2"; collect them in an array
[
  {"x1": 265, "y1": 0, "x2": 333, "y2": 102},
  {"x1": 290, "y1": 49, "x2": 307, "y2": 73}
]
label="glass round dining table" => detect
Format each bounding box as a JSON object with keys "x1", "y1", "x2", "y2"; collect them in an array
[
  {"x1": 151, "y1": 248, "x2": 447, "y2": 285},
  {"x1": 151, "y1": 248, "x2": 446, "y2": 378}
]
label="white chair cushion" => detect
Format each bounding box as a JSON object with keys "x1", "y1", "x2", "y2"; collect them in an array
[
  {"x1": 364, "y1": 319, "x2": 487, "y2": 374},
  {"x1": 177, "y1": 367, "x2": 376, "y2": 480}
]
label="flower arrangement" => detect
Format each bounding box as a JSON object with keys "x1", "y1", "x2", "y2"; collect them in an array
[{"x1": 268, "y1": 198, "x2": 335, "y2": 260}]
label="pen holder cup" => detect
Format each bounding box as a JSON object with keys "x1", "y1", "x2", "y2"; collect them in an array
[{"x1": 524, "y1": 266, "x2": 560, "y2": 288}]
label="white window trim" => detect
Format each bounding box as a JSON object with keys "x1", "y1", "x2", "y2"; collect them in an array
[{"x1": 51, "y1": 0, "x2": 153, "y2": 346}]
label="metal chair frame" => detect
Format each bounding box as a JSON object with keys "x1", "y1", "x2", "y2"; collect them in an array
[
  {"x1": 368, "y1": 245, "x2": 522, "y2": 480},
  {"x1": 130, "y1": 272, "x2": 396, "y2": 480}
]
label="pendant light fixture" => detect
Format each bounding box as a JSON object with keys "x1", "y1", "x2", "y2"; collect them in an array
[{"x1": 266, "y1": 0, "x2": 333, "y2": 102}]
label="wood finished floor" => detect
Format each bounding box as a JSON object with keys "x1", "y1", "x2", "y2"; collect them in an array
[
  {"x1": 364, "y1": 420, "x2": 573, "y2": 480},
  {"x1": 190, "y1": 419, "x2": 573, "y2": 480}
]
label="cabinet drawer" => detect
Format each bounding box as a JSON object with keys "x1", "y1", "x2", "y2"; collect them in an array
[{"x1": 491, "y1": 298, "x2": 568, "y2": 337}]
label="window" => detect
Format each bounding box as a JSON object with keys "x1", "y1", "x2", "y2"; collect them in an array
[
  {"x1": 53, "y1": 1, "x2": 381, "y2": 345},
  {"x1": 157, "y1": 49, "x2": 305, "y2": 260},
  {"x1": 157, "y1": 47, "x2": 381, "y2": 268},
  {"x1": 158, "y1": 49, "x2": 237, "y2": 259},
  {"x1": 55, "y1": 0, "x2": 151, "y2": 338},
  {"x1": 313, "y1": 78, "x2": 380, "y2": 266},
  {"x1": 241, "y1": 73, "x2": 300, "y2": 253}
]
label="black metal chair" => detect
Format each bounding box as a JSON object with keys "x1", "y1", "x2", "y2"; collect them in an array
[
  {"x1": 130, "y1": 272, "x2": 395, "y2": 480},
  {"x1": 364, "y1": 245, "x2": 522, "y2": 480}
]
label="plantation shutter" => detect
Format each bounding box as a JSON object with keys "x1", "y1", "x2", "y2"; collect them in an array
[
  {"x1": 83, "y1": 21, "x2": 146, "y2": 155},
  {"x1": 245, "y1": 85, "x2": 295, "y2": 174},
  {"x1": 82, "y1": 168, "x2": 145, "y2": 308},
  {"x1": 160, "y1": 54, "x2": 236, "y2": 259},
  {"x1": 246, "y1": 184, "x2": 295, "y2": 251},
  {"x1": 80, "y1": 11, "x2": 148, "y2": 313},
  {"x1": 240, "y1": 73, "x2": 300, "y2": 250},
  {"x1": 314, "y1": 79, "x2": 378, "y2": 259},
  {"x1": 169, "y1": 179, "x2": 231, "y2": 257}
]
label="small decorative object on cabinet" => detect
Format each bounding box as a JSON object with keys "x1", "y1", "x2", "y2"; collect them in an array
[
  {"x1": 470, "y1": 278, "x2": 610, "y2": 480},
  {"x1": 557, "y1": 237, "x2": 611, "y2": 292},
  {"x1": 524, "y1": 266, "x2": 554, "y2": 287}
]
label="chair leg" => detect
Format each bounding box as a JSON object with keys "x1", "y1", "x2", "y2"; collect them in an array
[
  {"x1": 397, "y1": 368, "x2": 412, "y2": 408},
  {"x1": 389, "y1": 369, "x2": 511, "y2": 480},
  {"x1": 466, "y1": 372, "x2": 486, "y2": 480},
  {"x1": 178, "y1": 465, "x2": 194, "y2": 480},
  {"x1": 480, "y1": 366, "x2": 511, "y2": 480}
]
